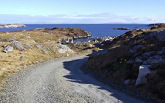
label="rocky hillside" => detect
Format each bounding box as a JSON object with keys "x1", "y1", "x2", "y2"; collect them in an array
[
  {"x1": 84, "y1": 24, "x2": 165, "y2": 102},
  {"x1": 0, "y1": 27, "x2": 94, "y2": 86}
]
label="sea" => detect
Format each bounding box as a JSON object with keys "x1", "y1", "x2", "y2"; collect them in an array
[{"x1": 0, "y1": 24, "x2": 149, "y2": 42}]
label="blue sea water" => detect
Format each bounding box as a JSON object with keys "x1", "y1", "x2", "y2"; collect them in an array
[{"x1": 0, "y1": 24, "x2": 149, "y2": 41}]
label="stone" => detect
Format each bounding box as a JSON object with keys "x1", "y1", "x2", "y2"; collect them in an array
[
  {"x1": 61, "y1": 38, "x2": 74, "y2": 44},
  {"x1": 20, "y1": 56, "x2": 25, "y2": 60},
  {"x1": 3, "y1": 45, "x2": 13, "y2": 53},
  {"x1": 11, "y1": 41, "x2": 25, "y2": 51},
  {"x1": 88, "y1": 44, "x2": 94, "y2": 48},
  {"x1": 66, "y1": 53, "x2": 69, "y2": 57},
  {"x1": 25, "y1": 43, "x2": 32, "y2": 49},
  {"x1": 57, "y1": 44, "x2": 73, "y2": 53},
  {"x1": 31, "y1": 40, "x2": 36, "y2": 44},
  {"x1": 42, "y1": 49, "x2": 49, "y2": 55},
  {"x1": 36, "y1": 45, "x2": 42, "y2": 49},
  {"x1": 135, "y1": 65, "x2": 151, "y2": 86}
]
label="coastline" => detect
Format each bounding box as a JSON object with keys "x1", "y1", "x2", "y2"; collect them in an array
[{"x1": 0, "y1": 24, "x2": 26, "y2": 28}]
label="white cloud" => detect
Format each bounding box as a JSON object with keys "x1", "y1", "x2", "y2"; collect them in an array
[{"x1": 0, "y1": 13, "x2": 164, "y2": 24}]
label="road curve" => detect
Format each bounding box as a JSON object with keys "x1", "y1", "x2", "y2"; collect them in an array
[{"x1": 0, "y1": 55, "x2": 144, "y2": 103}]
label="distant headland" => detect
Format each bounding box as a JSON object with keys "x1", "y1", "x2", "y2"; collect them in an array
[{"x1": 0, "y1": 24, "x2": 26, "y2": 28}]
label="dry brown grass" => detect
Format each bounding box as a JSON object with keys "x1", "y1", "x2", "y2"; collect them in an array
[{"x1": 0, "y1": 30, "x2": 74, "y2": 85}]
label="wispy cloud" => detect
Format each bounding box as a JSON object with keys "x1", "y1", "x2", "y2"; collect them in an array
[{"x1": 0, "y1": 13, "x2": 164, "y2": 24}]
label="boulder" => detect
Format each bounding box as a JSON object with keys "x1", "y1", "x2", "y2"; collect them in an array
[
  {"x1": 3, "y1": 45, "x2": 13, "y2": 53},
  {"x1": 135, "y1": 65, "x2": 151, "y2": 86},
  {"x1": 11, "y1": 41, "x2": 25, "y2": 51},
  {"x1": 25, "y1": 43, "x2": 32, "y2": 49},
  {"x1": 57, "y1": 44, "x2": 73, "y2": 53},
  {"x1": 61, "y1": 38, "x2": 74, "y2": 44},
  {"x1": 20, "y1": 56, "x2": 25, "y2": 60}
]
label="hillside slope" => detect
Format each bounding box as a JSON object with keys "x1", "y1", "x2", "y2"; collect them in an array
[{"x1": 85, "y1": 24, "x2": 165, "y2": 102}]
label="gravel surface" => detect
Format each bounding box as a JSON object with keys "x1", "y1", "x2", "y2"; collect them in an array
[{"x1": 0, "y1": 55, "x2": 144, "y2": 103}]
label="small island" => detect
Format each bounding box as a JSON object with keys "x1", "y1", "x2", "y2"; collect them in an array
[
  {"x1": 0, "y1": 24, "x2": 26, "y2": 28},
  {"x1": 113, "y1": 27, "x2": 130, "y2": 30}
]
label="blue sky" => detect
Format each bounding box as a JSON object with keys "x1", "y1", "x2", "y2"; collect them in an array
[{"x1": 0, "y1": 0, "x2": 165, "y2": 24}]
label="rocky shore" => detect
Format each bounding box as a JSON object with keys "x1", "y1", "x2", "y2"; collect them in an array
[
  {"x1": 0, "y1": 24, "x2": 26, "y2": 28},
  {"x1": 84, "y1": 24, "x2": 165, "y2": 102}
]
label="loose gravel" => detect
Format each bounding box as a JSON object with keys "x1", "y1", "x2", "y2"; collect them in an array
[{"x1": 0, "y1": 55, "x2": 144, "y2": 103}]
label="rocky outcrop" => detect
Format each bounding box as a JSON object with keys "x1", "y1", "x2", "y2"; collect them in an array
[
  {"x1": 135, "y1": 65, "x2": 151, "y2": 86},
  {"x1": 84, "y1": 24, "x2": 165, "y2": 102},
  {"x1": 11, "y1": 41, "x2": 25, "y2": 51},
  {"x1": 0, "y1": 24, "x2": 26, "y2": 28},
  {"x1": 61, "y1": 38, "x2": 74, "y2": 44},
  {"x1": 2, "y1": 45, "x2": 13, "y2": 53},
  {"x1": 57, "y1": 44, "x2": 73, "y2": 53}
]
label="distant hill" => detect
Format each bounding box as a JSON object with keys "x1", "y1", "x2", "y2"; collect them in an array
[{"x1": 0, "y1": 24, "x2": 26, "y2": 28}]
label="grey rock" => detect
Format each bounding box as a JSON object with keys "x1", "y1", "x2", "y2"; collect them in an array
[
  {"x1": 31, "y1": 40, "x2": 36, "y2": 44},
  {"x1": 25, "y1": 43, "x2": 32, "y2": 49},
  {"x1": 3, "y1": 45, "x2": 14, "y2": 53},
  {"x1": 42, "y1": 49, "x2": 49, "y2": 55},
  {"x1": 36, "y1": 45, "x2": 42, "y2": 49},
  {"x1": 20, "y1": 56, "x2": 25, "y2": 60},
  {"x1": 57, "y1": 44, "x2": 73, "y2": 53},
  {"x1": 135, "y1": 65, "x2": 151, "y2": 86},
  {"x1": 61, "y1": 38, "x2": 74, "y2": 44},
  {"x1": 11, "y1": 41, "x2": 25, "y2": 51}
]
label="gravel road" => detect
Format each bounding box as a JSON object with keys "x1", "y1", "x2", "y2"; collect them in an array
[{"x1": 0, "y1": 55, "x2": 144, "y2": 103}]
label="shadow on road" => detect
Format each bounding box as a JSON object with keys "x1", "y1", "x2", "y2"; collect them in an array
[{"x1": 63, "y1": 52, "x2": 144, "y2": 103}]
